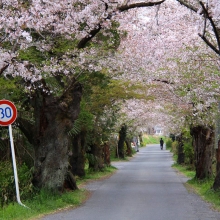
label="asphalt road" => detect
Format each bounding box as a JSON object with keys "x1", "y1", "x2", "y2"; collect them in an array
[{"x1": 42, "y1": 144, "x2": 220, "y2": 220}]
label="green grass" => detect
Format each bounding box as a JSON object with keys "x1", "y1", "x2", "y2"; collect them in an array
[
  {"x1": 187, "y1": 178, "x2": 220, "y2": 211},
  {"x1": 110, "y1": 156, "x2": 131, "y2": 162},
  {"x1": 172, "y1": 163, "x2": 195, "y2": 179},
  {"x1": 76, "y1": 165, "x2": 117, "y2": 186},
  {"x1": 172, "y1": 163, "x2": 220, "y2": 211},
  {"x1": 0, "y1": 189, "x2": 88, "y2": 220},
  {"x1": 0, "y1": 166, "x2": 117, "y2": 220},
  {"x1": 142, "y1": 135, "x2": 166, "y2": 145}
]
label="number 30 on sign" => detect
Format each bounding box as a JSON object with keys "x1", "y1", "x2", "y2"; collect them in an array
[{"x1": 0, "y1": 100, "x2": 17, "y2": 126}]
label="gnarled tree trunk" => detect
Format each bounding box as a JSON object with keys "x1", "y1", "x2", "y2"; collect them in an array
[
  {"x1": 191, "y1": 125, "x2": 214, "y2": 180},
  {"x1": 18, "y1": 79, "x2": 82, "y2": 191}
]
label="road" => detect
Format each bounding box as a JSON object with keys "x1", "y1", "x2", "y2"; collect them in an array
[{"x1": 42, "y1": 144, "x2": 220, "y2": 220}]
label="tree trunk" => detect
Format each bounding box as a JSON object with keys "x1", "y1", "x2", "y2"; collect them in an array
[
  {"x1": 102, "y1": 142, "x2": 111, "y2": 166},
  {"x1": 88, "y1": 143, "x2": 104, "y2": 171},
  {"x1": 139, "y1": 132, "x2": 143, "y2": 147},
  {"x1": 176, "y1": 134, "x2": 185, "y2": 164},
  {"x1": 125, "y1": 138, "x2": 132, "y2": 157},
  {"x1": 118, "y1": 124, "x2": 127, "y2": 159},
  {"x1": 191, "y1": 125, "x2": 214, "y2": 180},
  {"x1": 213, "y1": 140, "x2": 220, "y2": 190},
  {"x1": 19, "y1": 79, "x2": 82, "y2": 191},
  {"x1": 69, "y1": 131, "x2": 86, "y2": 177}
]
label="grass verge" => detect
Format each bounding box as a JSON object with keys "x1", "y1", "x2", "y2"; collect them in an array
[
  {"x1": 0, "y1": 166, "x2": 117, "y2": 220},
  {"x1": 142, "y1": 135, "x2": 166, "y2": 145},
  {"x1": 172, "y1": 163, "x2": 220, "y2": 211}
]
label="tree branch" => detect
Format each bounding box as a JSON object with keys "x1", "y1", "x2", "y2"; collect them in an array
[
  {"x1": 77, "y1": 24, "x2": 102, "y2": 49},
  {"x1": 77, "y1": 0, "x2": 165, "y2": 49},
  {"x1": 198, "y1": 33, "x2": 220, "y2": 54},
  {"x1": 0, "y1": 63, "x2": 9, "y2": 76},
  {"x1": 199, "y1": 1, "x2": 220, "y2": 56},
  {"x1": 153, "y1": 79, "x2": 174, "y2": 84},
  {"x1": 118, "y1": 0, "x2": 165, "y2": 12},
  {"x1": 175, "y1": 0, "x2": 198, "y2": 12}
]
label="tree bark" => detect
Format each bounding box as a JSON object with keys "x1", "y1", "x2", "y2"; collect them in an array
[
  {"x1": 139, "y1": 132, "x2": 143, "y2": 147},
  {"x1": 176, "y1": 134, "x2": 185, "y2": 164},
  {"x1": 125, "y1": 138, "x2": 132, "y2": 157},
  {"x1": 69, "y1": 131, "x2": 86, "y2": 177},
  {"x1": 213, "y1": 140, "x2": 220, "y2": 190},
  {"x1": 118, "y1": 124, "x2": 127, "y2": 159},
  {"x1": 88, "y1": 143, "x2": 104, "y2": 171},
  {"x1": 191, "y1": 126, "x2": 214, "y2": 180},
  {"x1": 19, "y1": 79, "x2": 82, "y2": 191},
  {"x1": 102, "y1": 142, "x2": 111, "y2": 166}
]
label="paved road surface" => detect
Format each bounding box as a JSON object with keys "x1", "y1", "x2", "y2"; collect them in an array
[{"x1": 42, "y1": 145, "x2": 220, "y2": 220}]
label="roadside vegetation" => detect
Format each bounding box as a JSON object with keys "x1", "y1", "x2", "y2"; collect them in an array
[
  {"x1": 0, "y1": 135, "x2": 159, "y2": 220},
  {"x1": 168, "y1": 134, "x2": 220, "y2": 211},
  {"x1": 142, "y1": 134, "x2": 167, "y2": 145},
  {"x1": 0, "y1": 166, "x2": 117, "y2": 220}
]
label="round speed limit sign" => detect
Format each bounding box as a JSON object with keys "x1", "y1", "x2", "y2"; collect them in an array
[{"x1": 0, "y1": 100, "x2": 17, "y2": 126}]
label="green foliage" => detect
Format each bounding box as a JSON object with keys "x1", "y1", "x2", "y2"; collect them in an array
[
  {"x1": 19, "y1": 46, "x2": 46, "y2": 64},
  {"x1": 87, "y1": 21, "x2": 121, "y2": 50},
  {"x1": 165, "y1": 138, "x2": 173, "y2": 150},
  {"x1": 1, "y1": 41, "x2": 13, "y2": 50},
  {"x1": 68, "y1": 100, "x2": 94, "y2": 140},
  {"x1": 0, "y1": 162, "x2": 33, "y2": 207},
  {"x1": 51, "y1": 37, "x2": 78, "y2": 56},
  {"x1": 68, "y1": 119, "x2": 82, "y2": 137},
  {"x1": 182, "y1": 129, "x2": 194, "y2": 165},
  {"x1": 0, "y1": 77, "x2": 25, "y2": 102},
  {"x1": 44, "y1": 77, "x2": 64, "y2": 96},
  {"x1": 183, "y1": 141, "x2": 194, "y2": 165},
  {"x1": 19, "y1": 38, "x2": 77, "y2": 66},
  {"x1": 171, "y1": 141, "x2": 178, "y2": 155},
  {"x1": 86, "y1": 153, "x2": 98, "y2": 168}
]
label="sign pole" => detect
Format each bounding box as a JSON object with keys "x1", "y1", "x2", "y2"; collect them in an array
[
  {"x1": 8, "y1": 124, "x2": 29, "y2": 208},
  {"x1": 0, "y1": 100, "x2": 28, "y2": 208},
  {"x1": 9, "y1": 124, "x2": 21, "y2": 203}
]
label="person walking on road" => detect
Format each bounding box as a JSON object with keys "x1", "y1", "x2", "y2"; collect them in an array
[{"x1": 160, "y1": 138, "x2": 164, "y2": 150}]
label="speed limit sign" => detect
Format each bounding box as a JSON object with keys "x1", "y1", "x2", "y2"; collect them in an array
[
  {"x1": 0, "y1": 100, "x2": 27, "y2": 207},
  {"x1": 0, "y1": 100, "x2": 17, "y2": 126}
]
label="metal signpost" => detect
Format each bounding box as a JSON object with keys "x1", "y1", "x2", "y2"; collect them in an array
[{"x1": 0, "y1": 100, "x2": 28, "y2": 208}]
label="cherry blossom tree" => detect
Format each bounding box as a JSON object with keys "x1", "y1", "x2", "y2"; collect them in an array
[
  {"x1": 110, "y1": 0, "x2": 220, "y2": 181},
  {"x1": 0, "y1": 0, "x2": 170, "y2": 191},
  {"x1": 1, "y1": 0, "x2": 220, "y2": 192},
  {"x1": 176, "y1": 0, "x2": 220, "y2": 56}
]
